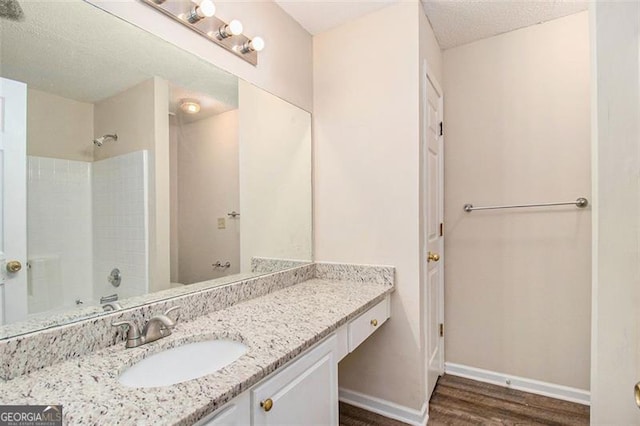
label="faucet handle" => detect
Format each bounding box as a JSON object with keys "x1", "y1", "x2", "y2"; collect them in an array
[{"x1": 112, "y1": 320, "x2": 143, "y2": 348}]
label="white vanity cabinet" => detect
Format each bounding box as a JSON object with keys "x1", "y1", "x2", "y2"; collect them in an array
[
  {"x1": 252, "y1": 335, "x2": 338, "y2": 425},
  {"x1": 196, "y1": 295, "x2": 390, "y2": 426},
  {"x1": 196, "y1": 392, "x2": 250, "y2": 426}
]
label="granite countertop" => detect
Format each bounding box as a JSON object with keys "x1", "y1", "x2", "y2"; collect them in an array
[{"x1": 0, "y1": 278, "x2": 393, "y2": 425}]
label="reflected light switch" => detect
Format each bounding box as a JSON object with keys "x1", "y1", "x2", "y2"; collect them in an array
[{"x1": 217, "y1": 218, "x2": 226, "y2": 229}]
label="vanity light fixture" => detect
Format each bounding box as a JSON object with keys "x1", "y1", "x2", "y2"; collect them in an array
[
  {"x1": 185, "y1": 0, "x2": 215, "y2": 23},
  {"x1": 239, "y1": 36, "x2": 265, "y2": 54},
  {"x1": 140, "y1": 0, "x2": 263, "y2": 66},
  {"x1": 180, "y1": 100, "x2": 201, "y2": 114},
  {"x1": 216, "y1": 19, "x2": 243, "y2": 40}
]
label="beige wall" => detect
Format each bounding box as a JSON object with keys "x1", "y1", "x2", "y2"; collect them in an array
[
  {"x1": 94, "y1": 78, "x2": 157, "y2": 161},
  {"x1": 238, "y1": 81, "x2": 312, "y2": 272},
  {"x1": 89, "y1": 0, "x2": 312, "y2": 112},
  {"x1": 27, "y1": 88, "x2": 94, "y2": 161},
  {"x1": 175, "y1": 110, "x2": 240, "y2": 284},
  {"x1": 94, "y1": 77, "x2": 170, "y2": 292},
  {"x1": 443, "y1": 12, "x2": 591, "y2": 390},
  {"x1": 169, "y1": 119, "x2": 179, "y2": 284},
  {"x1": 314, "y1": 2, "x2": 442, "y2": 411},
  {"x1": 591, "y1": 2, "x2": 640, "y2": 422}
]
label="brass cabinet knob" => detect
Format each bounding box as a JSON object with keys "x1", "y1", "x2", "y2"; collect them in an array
[
  {"x1": 635, "y1": 382, "x2": 640, "y2": 409},
  {"x1": 260, "y1": 398, "x2": 273, "y2": 412},
  {"x1": 6, "y1": 261, "x2": 22, "y2": 273},
  {"x1": 370, "y1": 319, "x2": 378, "y2": 327},
  {"x1": 427, "y1": 252, "x2": 440, "y2": 263}
]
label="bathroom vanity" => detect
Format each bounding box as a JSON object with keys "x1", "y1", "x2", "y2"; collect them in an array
[
  {"x1": 198, "y1": 296, "x2": 390, "y2": 426},
  {"x1": 0, "y1": 263, "x2": 394, "y2": 425}
]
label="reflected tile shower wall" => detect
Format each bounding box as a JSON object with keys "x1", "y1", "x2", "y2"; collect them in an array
[
  {"x1": 92, "y1": 151, "x2": 149, "y2": 301},
  {"x1": 27, "y1": 157, "x2": 93, "y2": 313}
]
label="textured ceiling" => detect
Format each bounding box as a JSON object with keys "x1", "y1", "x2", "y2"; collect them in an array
[
  {"x1": 421, "y1": 0, "x2": 589, "y2": 49},
  {"x1": 0, "y1": 0, "x2": 238, "y2": 107},
  {"x1": 274, "y1": 0, "x2": 398, "y2": 35},
  {"x1": 275, "y1": 0, "x2": 587, "y2": 48}
]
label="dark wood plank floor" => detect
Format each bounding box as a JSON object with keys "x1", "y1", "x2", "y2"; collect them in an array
[
  {"x1": 339, "y1": 402, "x2": 409, "y2": 426},
  {"x1": 429, "y1": 375, "x2": 589, "y2": 425},
  {"x1": 339, "y1": 375, "x2": 590, "y2": 426}
]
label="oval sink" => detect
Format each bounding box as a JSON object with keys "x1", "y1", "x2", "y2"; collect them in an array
[{"x1": 118, "y1": 339, "x2": 248, "y2": 388}]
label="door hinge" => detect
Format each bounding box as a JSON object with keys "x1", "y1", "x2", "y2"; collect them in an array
[
  {"x1": 439, "y1": 323, "x2": 444, "y2": 337},
  {"x1": 439, "y1": 122, "x2": 443, "y2": 136},
  {"x1": 439, "y1": 222, "x2": 444, "y2": 237}
]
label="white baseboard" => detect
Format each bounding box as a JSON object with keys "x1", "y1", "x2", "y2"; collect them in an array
[
  {"x1": 338, "y1": 388, "x2": 428, "y2": 426},
  {"x1": 444, "y1": 362, "x2": 590, "y2": 406}
]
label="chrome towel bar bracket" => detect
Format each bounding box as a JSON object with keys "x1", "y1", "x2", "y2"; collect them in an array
[{"x1": 463, "y1": 197, "x2": 589, "y2": 212}]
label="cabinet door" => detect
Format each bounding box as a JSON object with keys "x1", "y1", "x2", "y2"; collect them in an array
[
  {"x1": 252, "y1": 335, "x2": 338, "y2": 425},
  {"x1": 196, "y1": 392, "x2": 250, "y2": 426}
]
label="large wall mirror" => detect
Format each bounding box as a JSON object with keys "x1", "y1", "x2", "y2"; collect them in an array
[{"x1": 0, "y1": 0, "x2": 312, "y2": 338}]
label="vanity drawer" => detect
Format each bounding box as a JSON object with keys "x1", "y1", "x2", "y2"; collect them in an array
[{"x1": 348, "y1": 296, "x2": 390, "y2": 351}]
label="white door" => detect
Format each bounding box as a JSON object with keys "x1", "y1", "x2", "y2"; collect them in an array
[
  {"x1": 424, "y1": 72, "x2": 444, "y2": 400},
  {"x1": 0, "y1": 77, "x2": 28, "y2": 325}
]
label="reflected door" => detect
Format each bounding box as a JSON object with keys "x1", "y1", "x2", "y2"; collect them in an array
[
  {"x1": 0, "y1": 77, "x2": 27, "y2": 324},
  {"x1": 424, "y1": 73, "x2": 444, "y2": 400}
]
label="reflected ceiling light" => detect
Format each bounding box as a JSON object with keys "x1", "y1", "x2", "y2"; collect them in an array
[
  {"x1": 239, "y1": 36, "x2": 265, "y2": 54},
  {"x1": 216, "y1": 19, "x2": 243, "y2": 39},
  {"x1": 186, "y1": 0, "x2": 215, "y2": 24},
  {"x1": 180, "y1": 100, "x2": 201, "y2": 114}
]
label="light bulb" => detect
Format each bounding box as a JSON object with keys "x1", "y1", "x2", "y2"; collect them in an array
[
  {"x1": 180, "y1": 100, "x2": 201, "y2": 114},
  {"x1": 216, "y1": 19, "x2": 244, "y2": 40},
  {"x1": 186, "y1": 0, "x2": 215, "y2": 23},
  {"x1": 228, "y1": 20, "x2": 243, "y2": 36},
  {"x1": 250, "y1": 36, "x2": 265, "y2": 52},
  {"x1": 239, "y1": 36, "x2": 265, "y2": 54},
  {"x1": 199, "y1": 0, "x2": 215, "y2": 17}
]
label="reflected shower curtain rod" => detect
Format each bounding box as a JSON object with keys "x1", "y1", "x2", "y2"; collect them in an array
[{"x1": 463, "y1": 197, "x2": 589, "y2": 212}]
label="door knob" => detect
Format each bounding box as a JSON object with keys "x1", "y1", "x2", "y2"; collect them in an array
[
  {"x1": 635, "y1": 382, "x2": 640, "y2": 409},
  {"x1": 427, "y1": 252, "x2": 440, "y2": 263},
  {"x1": 6, "y1": 261, "x2": 22, "y2": 273}
]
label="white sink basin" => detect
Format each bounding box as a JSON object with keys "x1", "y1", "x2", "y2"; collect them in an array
[{"x1": 118, "y1": 339, "x2": 248, "y2": 388}]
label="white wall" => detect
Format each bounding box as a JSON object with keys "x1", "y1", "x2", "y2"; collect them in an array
[
  {"x1": 175, "y1": 110, "x2": 240, "y2": 284},
  {"x1": 89, "y1": 0, "x2": 313, "y2": 112},
  {"x1": 92, "y1": 151, "x2": 149, "y2": 301},
  {"x1": 442, "y1": 12, "x2": 591, "y2": 390},
  {"x1": 591, "y1": 2, "x2": 640, "y2": 422},
  {"x1": 314, "y1": 2, "x2": 442, "y2": 411},
  {"x1": 238, "y1": 81, "x2": 312, "y2": 272},
  {"x1": 27, "y1": 88, "x2": 94, "y2": 162},
  {"x1": 27, "y1": 156, "x2": 93, "y2": 311}
]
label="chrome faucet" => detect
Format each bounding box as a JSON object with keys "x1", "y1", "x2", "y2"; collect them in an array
[{"x1": 112, "y1": 306, "x2": 181, "y2": 348}]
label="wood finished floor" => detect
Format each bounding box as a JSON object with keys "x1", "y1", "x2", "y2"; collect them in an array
[
  {"x1": 339, "y1": 375, "x2": 590, "y2": 426},
  {"x1": 339, "y1": 402, "x2": 409, "y2": 426}
]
